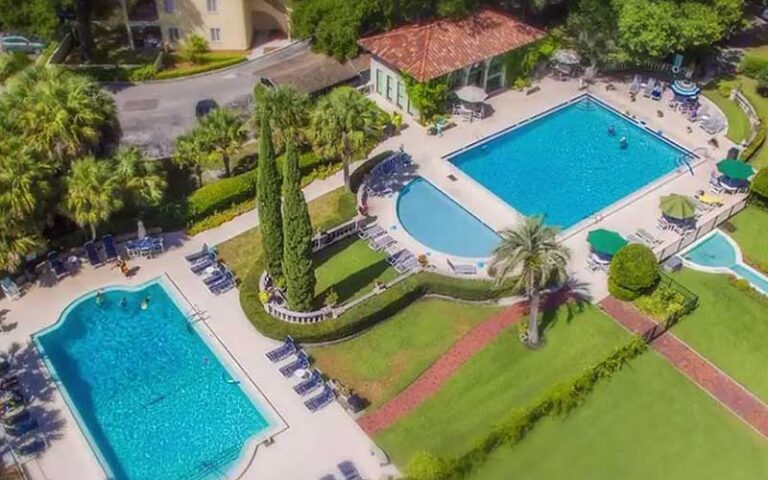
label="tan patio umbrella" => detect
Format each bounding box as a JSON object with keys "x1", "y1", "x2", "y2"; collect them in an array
[{"x1": 454, "y1": 85, "x2": 488, "y2": 103}]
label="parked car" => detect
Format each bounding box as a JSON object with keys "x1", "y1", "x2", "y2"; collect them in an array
[
  {"x1": 195, "y1": 99, "x2": 218, "y2": 119},
  {"x1": 1, "y1": 35, "x2": 45, "y2": 54}
]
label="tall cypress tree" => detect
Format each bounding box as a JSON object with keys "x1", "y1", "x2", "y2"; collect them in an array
[
  {"x1": 257, "y1": 110, "x2": 284, "y2": 280},
  {"x1": 281, "y1": 138, "x2": 316, "y2": 311}
]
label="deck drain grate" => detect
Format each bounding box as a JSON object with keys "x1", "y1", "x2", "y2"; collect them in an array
[{"x1": 447, "y1": 174, "x2": 458, "y2": 182}]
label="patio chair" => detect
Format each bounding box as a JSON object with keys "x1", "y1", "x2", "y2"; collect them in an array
[
  {"x1": 305, "y1": 385, "x2": 335, "y2": 412},
  {"x1": 447, "y1": 258, "x2": 476, "y2": 275},
  {"x1": 628, "y1": 75, "x2": 642, "y2": 96},
  {"x1": 368, "y1": 235, "x2": 396, "y2": 252},
  {"x1": 207, "y1": 273, "x2": 235, "y2": 295},
  {"x1": 202, "y1": 264, "x2": 228, "y2": 285},
  {"x1": 651, "y1": 82, "x2": 663, "y2": 101},
  {"x1": 337, "y1": 461, "x2": 362, "y2": 480},
  {"x1": 185, "y1": 243, "x2": 212, "y2": 263},
  {"x1": 47, "y1": 252, "x2": 68, "y2": 280},
  {"x1": 642, "y1": 79, "x2": 655, "y2": 98},
  {"x1": 637, "y1": 229, "x2": 662, "y2": 246},
  {"x1": 5, "y1": 417, "x2": 39, "y2": 437},
  {"x1": 150, "y1": 236, "x2": 165, "y2": 256},
  {"x1": 395, "y1": 257, "x2": 420, "y2": 274},
  {"x1": 1, "y1": 277, "x2": 22, "y2": 300},
  {"x1": 14, "y1": 436, "x2": 45, "y2": 457},
  {"x1": 190, "y1": 253, "x2": 217, "y2": 274},
  {"x1": 294, "y1": 370, "x2": 323, "y2": 396},
  {"x1": 708, "y1": 174, "x2": 724, "y2": 194},
  {"x1": 386, "y1": 249, "x2": 413, "y2": 266},
  {"x1": 358, "y1": 224, "x2": 385, "y2": 241},
  {"x1": 83, "y1": 241, "x2": 102, "y2": 268},
  {"x1": 266, "y1": 336, "x2": 297, "y2": 363},
  {"x1": 102, "y1": 234, "x2": 119, "y2": 262},
  {"x1": 280, "y1": 352, "x2": 310, "y2": 378}
]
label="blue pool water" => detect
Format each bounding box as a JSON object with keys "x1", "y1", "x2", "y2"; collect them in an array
[
  {"x1": 449, "y1": 96, "x2": 689, "y2": 229},
  {"x1": 35, "y1": 281, "x2": 271, "y2": 480},
  {"x1": 397, "y1": 177, "x2": 501, "y2": 257},
  {"x1": 683, "y1": 231, "x2": 768, "y2": 294}
]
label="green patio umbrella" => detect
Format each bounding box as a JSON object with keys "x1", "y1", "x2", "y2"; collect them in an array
[
  {"x1": 717, "y1": 159, "x2": 754, "y2": 180},
  {"x1": 660, "y1": 194, "x2": 697, "y2": 220},
  {"x1": 587, "y1": 229, "x2": 628, "y2": 256}
]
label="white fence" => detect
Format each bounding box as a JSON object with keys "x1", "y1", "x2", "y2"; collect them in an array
[
  {"x1": 656, "y1": 197, "x2": 748, "y2": 261},
  {"x1": 311, "y1": 218, "x2": 364, "y2": 253},
  {"x1": 732, "y1": 89, "x2": 760, "y2": 125}
]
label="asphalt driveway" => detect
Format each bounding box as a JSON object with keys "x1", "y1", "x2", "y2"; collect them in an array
[{"x1": 106, "y1": 41, "x2": 309, "y2": 158}]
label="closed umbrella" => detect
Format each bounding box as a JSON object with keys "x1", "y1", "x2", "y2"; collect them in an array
[
  {"x1": 660, "y1": 194, "x2": 697, "y2": 220},
  {"x1": 553, "y1": 49, "x2": 580, "y2": 66},
  {"x1": 717, "y1": 159, "x2": 754, "y2": 181},
  {"x1": 671, "y1": 80, "x2": 700, "y2": 97},
  {"x1": 454, "y1": 85, "x2": 488, "y2": 103},
  {"x1": 137, "y1": 220, "x2": 147, "y2": 240},
  {"x1": 587, "y1": 229, "x2": 628, "y2": 256}
]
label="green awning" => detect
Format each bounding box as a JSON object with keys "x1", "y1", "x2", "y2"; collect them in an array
[
  {"x1": 660, "y1": 194, "x2": 697, "y2": 220},
  {"x1": 717, "y1": 159, "x2": 754, "y2": 180},
  {"x1": 587, "y1": 229, "x2": 628, "y2": 256}
]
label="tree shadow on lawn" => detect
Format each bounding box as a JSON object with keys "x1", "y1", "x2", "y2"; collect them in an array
[
  {"x1": 313, "y1": 236, "x2": 359, "y2": 271},
  {"x1": 315, "y1": 259, "x2": 392, "y2": 305},
  {"x1": 539, "y1": 278, "x2": 593, "y2": 334}
]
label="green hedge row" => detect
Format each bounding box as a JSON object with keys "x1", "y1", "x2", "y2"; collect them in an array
[
  {"x1": 741, "y1": 119, "x2": 766, "y2": 162},
  {"x1": 240, "y1": 262, "x2": 515, "y2": 343},
  {"x1": 154, "y1": 56, "x2": 246, "y2": 80},
  {"x1": 407, "y1": 337, "x2": 649, "y2": 480},
  {"x1": 186, "y1": 170, "x2": 258, "y2": 224},
  {"x1": 739, "y1": 55, "x2": 768, "y2": 79}
]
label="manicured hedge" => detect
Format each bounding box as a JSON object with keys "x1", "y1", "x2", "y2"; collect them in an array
[
  {"x1": 750, "y1": 167, "x2": 768, "y2": 202},
  {"x1": 239, "y1": 263, "x2": 514, "y2": 343},
  {"x1": 608, "y1": 244, "x2": 660, "y2": 300},
  {"x1": 741, "y1": 120, "x2": 767, "y2": 162},
  {"x1": 186, "y1": 170, "x2": 258, "y2": 224},
  {"x1": 154, "y1": 56, "x2": 246, "y2": 80}
]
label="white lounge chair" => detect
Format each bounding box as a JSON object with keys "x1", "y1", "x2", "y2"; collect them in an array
[
  {"x1": 358, "y1": 224, "x2": 385, "y2": 240},
  {"x1": 368, "y1": 235, "x2": 396, "y2": 252},
  {"x1": 447, "y1": 258, "x2": 476, "y2": 275},
  {"x1": 1, "y1": 277, "x2": 21, "y2": 300}
]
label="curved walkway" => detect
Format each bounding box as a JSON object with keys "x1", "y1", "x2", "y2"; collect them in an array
[
  {"x1": 358, "y1": 302, "x2": 527, "y2": 435},
  {"x1": 600, "y1": 297, "x2": 768, "y2": 439}
]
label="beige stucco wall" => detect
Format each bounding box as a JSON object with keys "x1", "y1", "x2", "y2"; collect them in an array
[
  {"x1": 154, "y1": 0, "x2": 289, "y2": 50},
  {"x1": 370, "y1": 57, "x2": 417, "y2": 118}
]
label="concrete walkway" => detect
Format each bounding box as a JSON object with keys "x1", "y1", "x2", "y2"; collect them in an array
[{"x1": 599, "y1": 297, "x2": 768, "y2": 439}]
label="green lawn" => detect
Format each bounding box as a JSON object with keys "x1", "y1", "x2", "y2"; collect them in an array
[
  {"x1": 218, "y1": 187, "x2": 356, "y2": 277},
  {"x1": 468, "y1": 351, "x2": 768, "y2": 480},
  {"x1": 728, "y1": 205, "x2": 768, "y2": 269},
  {"x1": 702, "y1": 87, "x2": 750, "y2": 143},
  {"x1": 668, "y1": 268, "x2": 768, "y2": 401},
  {"x1": 375, "y1": 304, "x2": 630, "y2": 465},
  {"x1": 310, "y1": 299, "x2": 501, "y2": 408},
  {"x1": 313, "y1": 237, "x2": 398, "y2": 306}
]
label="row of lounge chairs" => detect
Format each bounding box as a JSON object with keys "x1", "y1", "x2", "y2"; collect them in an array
[
  {"x1": 83, "y1": 234, "x2": 120, "y2": 268},
  {"x1": 186, "y1": 244, "x2": 235, "y2": 295},
  {"x1": 265, "y1": 337, "x2": 336, "y2": 413},
  {"x1": 125, "y1": 236, "x2": 165, "y2": 258},
  {"x1": 358, "y1": 224, "x2": 420, "y2": 274},
  {"x1": 0, "y1": 359, "x2": 45, "y2": 458},
  {"x1": 319, "y1": 461, "x2": 363, "y2": 480}
]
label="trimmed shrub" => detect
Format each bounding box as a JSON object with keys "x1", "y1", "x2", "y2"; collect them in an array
[
  {"x1": 0, "y1": 52, "x2": 32, "y2": 83},
  {"x1": 635, "y1": 285, "x2": 686, "y2": 321},
  {"x1": 182, "y1": 34, "x2": 209, "y2": 64},
  {"x1": 154, "y1": 56, "x2": 246, "y2": 80},
  {"x1": 185, "y1": 170, "x2": 258, "y2": 224},
  {"x1": 741, "y1": 121, "x2": 767, "y2": 162},
  {"x1": 608, "y1": 244, "x2": 659, "y2": 299},
  {"x1": 758, "y1": 68, "x2": 768, "y2": 97},
  {"x1": 129, "y1": 64, "x2": 157, "y2": 82},
  {"x1": 186, "y1": 199, "x2": 253, "y2": 235},
  {"x1": 750, "y1": 167, "x2": 768, "y2": 202},
  {"x1": 406, "y1": 452, "x2": 449, "y2": 480},
  {"x1": 739, "y1": 55, "x2": 768, "y2": 79}
]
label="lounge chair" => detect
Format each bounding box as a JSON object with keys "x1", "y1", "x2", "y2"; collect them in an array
[
  {"x1": 83, "y1": 241, "x2": 102, "y2": 267},
  {"x1": 637, "y1": 229, "x2": 662, "y2": 246},
  {"x1": 319, "y1": 476, "x2": 337, "y2": 480},
  {"x1": 47, "y1": 252, "x2": 68, "y2": 280},
  {"x1": 708, "y1": 174, "x2": 724, "y2": 194},
  {"x1": 642, "y1": 79, "x2": 655, "y2": 98},
  {"x1": 368, "y1": 235, "x2": 395, "y2": 252},
  {"x1": 337, "y1": 461, "x2": 362, "y2": 480},
  {"x1": 386, "y1": 249, "x2": 413, "y2": 266},
  {"x1": 651, "y1": 82, "x2": 663, "y2": 101},
  {"x1": 207, "y1": 273, "x2": 235, "y2": 295},
  {"x1": 447, "y1": 258, "x2": 476, "y2": 275},
  {"x1": 1, "y1": 277, "x2": 22, "y2": 300},
  {"x1": 395, "y1": 257, "x2": 420, "y2": 273},
  {"x1": 1, "y1": 375, "x2": 20, "y2": 390},
  {"x1": 14, "y1": 436, "x2": 45, "y2": 457},
  {"x1": 628, "y1": 75, "x2": 642, "y2": 96},
  {"x1": 305, "y1": 385, "x2": 335, "y2": 412},
  {"x1": 294, "y1": 370, "x2": 323, "y2": 396},
  {"x1": 280, "y1": 352, "x2": 310, "y2": 378},
  {"x1": 202, "y1": 265, "x2": 228, "y2": 285},
  {"x1": 190, "y1": 253, "x2": 217, "y2": 274},
  {"x1": 102, "y1": 234, "x2": 119, "y2": 262},
  {"x1": 185, "y1": 243, "x2": 212, "y2": 263},
  {"x1": 266, "y1": 336, "x2": 296, "y2": 363},
  {"x1": 700, "y1": 115, "x2": 725, "y2": 135},
  {"x1": 358, "y1": 224, "x2": 385, "y2": 240},
  {"x1": 4, "y1": 417, "x2": 38, "y2": 437}
]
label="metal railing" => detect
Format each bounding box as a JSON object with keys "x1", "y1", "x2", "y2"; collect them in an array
[
  {"x1": 599, "y1": 59, "x2": 692, "y2": 78},
  {"x1": 311, "y1": 218, "x2": 364, "y2": 253},
  {"x1": 655, "y1": 197, "x2": 748, "y2": 262},
  {"x1": 732, "y1": 89, "x2": 760, "y2": 125}
]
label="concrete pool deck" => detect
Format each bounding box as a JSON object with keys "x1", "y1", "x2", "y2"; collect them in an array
[{"x1": 365, "y1": 75, "x2": 746, "y2": 299}]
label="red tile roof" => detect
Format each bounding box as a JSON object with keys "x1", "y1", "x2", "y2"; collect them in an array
[{"x1": 358, "y1": 9, "x2": 546, "y2": 82}]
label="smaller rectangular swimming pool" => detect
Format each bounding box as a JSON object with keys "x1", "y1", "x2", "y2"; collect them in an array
[
  {"x1": 34, "y1": 279, "x2": 276, "y2": 480},
  {"x1": 447, "y1": 95, "x2": 692, "y2": 230}
]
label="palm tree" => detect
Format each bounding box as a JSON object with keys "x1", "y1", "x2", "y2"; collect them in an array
[
  {"x1": 113, "y1": 147, "x2": 167, "y2": 206},
  {"x1": 0, "y1": 66, "x2": 116, "y2": 164},
  {"x1": 490, "y1": 217, "x2": 571, "y2": 346},
  {"x1": 0, "y1": 142, "x2": 52, "y2": 222},
  {"x1": 172, "y1": 132, "x2": 209, "y2": 187},
  {"x1": 197, "y1": 108, "x2": 246, "y2": 177},
  {"x1": 0, "y1": 219, "x2": 45, "y2": 272},
  {"x1": 253, "y1": 85, "x2": 311, "y2": 149},
  {"x1": 309, "y1": 86, "x2": 384, "y2": 190},
  {"x1": 64, "y1": 157, "x2": 122, "y2": 240}
]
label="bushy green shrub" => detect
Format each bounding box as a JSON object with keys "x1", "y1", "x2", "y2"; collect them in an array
[
  {"x1": 186, "y1": 170, "x2": 258, "y2": 224},
  {"x1": 717, "y1": 83, "x2": 732, "y2": 98},
  {"x1": 608, "y1": 244, "x2": 659, "y2": 299},
  {"x1": 154, "y1": 56, "x2": 246, "y2": 80},
  {"x1": 739, "y1": 55, "x2": 768, "y2": 78},
  {"x1": 186, "y1": 199, "x2": 254, "y2": 235},
  {"x1": 182, "y1": 34, "x2": 209, "y2": 64},
  {"x1": 741, "y1": 122, "x2": 767, "y2": 162},
  {"x1": 750, "y1": 167, "x2": 768, "y2": 201},
  {"x1": 129, "y1": 64, "x2": 157, "y2": 82},
  {"x1": 406, "y1": 452, "x2": 449, "y2": 480},
  {"x1": 403, "y1": 75, "x2": 449, "y2": 123},
  {"x1": 635, "y1": 285, "x2": 686, "y2": 321},
  {"x1": 0, "y1": 52, "x2": 32, "y2": 83},
  {"x1": 757, "y1": 68, "x2": 768, "y2": 97}
]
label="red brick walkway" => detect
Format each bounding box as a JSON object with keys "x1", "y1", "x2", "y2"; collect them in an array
[
  {"x1": 358, "y1": 302, "x2": 527, "y2": 435},
  {"x1": 600, "y1": 297, "x2": 768, "y2": 439}
]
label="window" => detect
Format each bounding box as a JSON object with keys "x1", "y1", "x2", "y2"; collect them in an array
[
  {"x1": 375, "y1": 69, "x2": 383, "y2": 95},
  {"x1": 168, "y1": 27, "x2": 180, "y2": 43},
  {"x1": 206, "y1": 0, "x2": 218, "y2": 12},
  {"x1": 386, "y1": 75, "x2": 393, "y2": 101},
  {"x1": 163, "y1": 0, "x2": 174, "y2": 13},
  {"x1": 210, "y1": 28, "x2": 221, "y2": 42},
  {"x1": 396, "y1": 81, "x2": 404, "y2": 108}
]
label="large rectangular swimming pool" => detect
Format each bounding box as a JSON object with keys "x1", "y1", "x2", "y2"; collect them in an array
[
  {"x1": 35, "y1": 280, "x2": 274, "y2": 480},
  {"x1": 448, "y1": 96, "x2": 691, "y2": 229}
]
